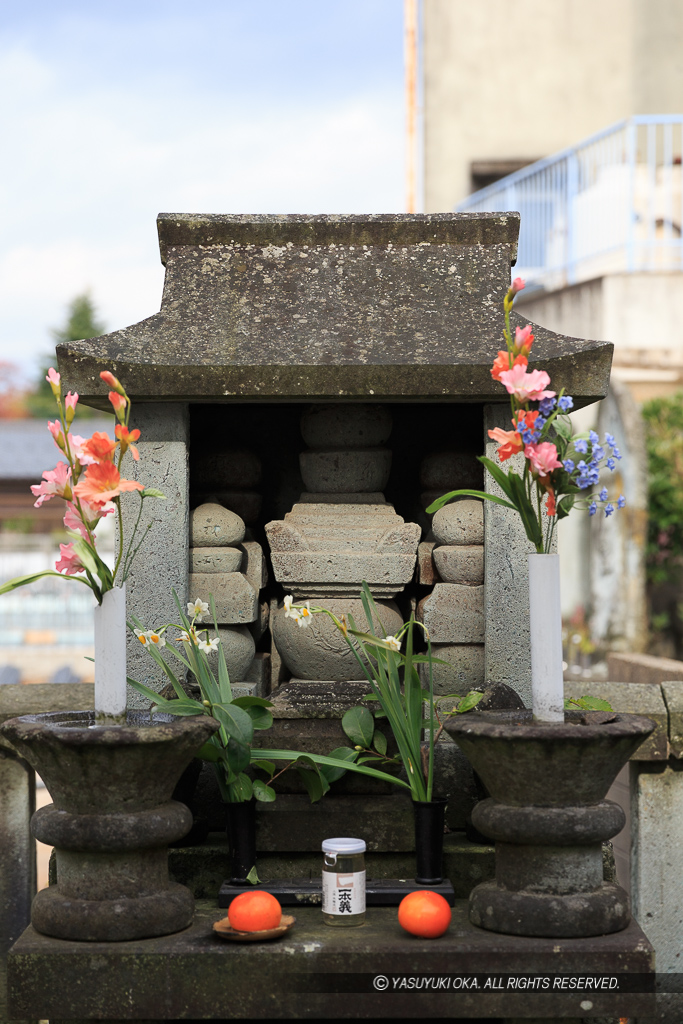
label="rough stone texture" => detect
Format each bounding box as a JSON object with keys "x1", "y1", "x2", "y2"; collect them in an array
[
  {"x1": 192, "y1": 490, "x2": 262, "y2": 524},
  {"x1": 418, "y1": 643, "x2": 485, "y2": 693},
  {"x1": 0, "y1": 683, "x2": 94, "y2": 724},
  {"x1": 420, "y1": 451, "x2": 483, "y2": 490},
  {"x1": 188, "y1": 572, "x2": 258, "y2": 625},
  {"x1": 433, "y1": 544, "x2": 484, "y2": 584},
  {"x1": 564, "y1": 680, "x2": 668, "y2": 760},
  {"x1": 271, "y1": 600, "x2": 403, "y2": 680},
  {"x1": 298, "y1": 490, "x2": 387, "y2": 504},
  {"x1": 248, "y1": 600, "x2": 270, "y2": 643},
  {"x1": 191, "y1": 449, "x2": 261, "y2": 490},
  {"x1": 238, "y1": 540, "x2": 268, "y2": 590},
  {"x1": 190, "y1": 547, "x2": 242, "y2": 573},
  {"x1": 417, "y1": 584, "x2": 485, "y2": 643},
  {"x1": 300, "y1": 448, "x2": 391, "y2": 493},
  {"x1": 7, "y1": 902, "x2": 654, "y2": 1021},
  {"x1": 432, "y1": 500, "x2": 484, "y2": 546},
  {"x1": 483, "y1": 404, "x2": 535, "y2": 708},
  {"x1": 632, "y1": 762, "x2": 683, "y2": 973},
  {"x1": 205, "y1": 626, "x2": 255, "y2": 682},
  {"x1": 0, "y1": 711, "x2": 218, "y2": 942},
  {"x1": 662, "y1": 680, "x2": 683, "y2": 757},
  {"x1": 416, "y1": 540, "x2": 441, "y2": 585},
  {"x1": 301, "y1": 403, "x2": 393, "y2": 449},
  {"x1": 190, "y1": 503, "x2": 245, "y2": 547},
  {"x1": 122, "y1": 404, "x2": 190, "y2": 707},
  {"x1": 244, "y1": 652, "x2": 270, "y2": 693},
  {"x1": 57, "y1": 214, "x2": 613, "y2": 408},
  {"x1": 608, "y1": 650, "x2": 683, "y2": 685},
  {"x1": 266, "y1": 503, "x2": 420, "y2": 598}
]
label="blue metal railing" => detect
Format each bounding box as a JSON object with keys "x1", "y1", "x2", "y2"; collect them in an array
[{"x1": 456, "y1": 115, "x2": 683, "y2": 290}]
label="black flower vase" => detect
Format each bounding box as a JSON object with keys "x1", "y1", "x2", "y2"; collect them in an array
[
  {"x1": 413, "y1": 798, "x2": 447, "y2": 884},
  {"x1": 224, "y1": 798, "x2": 257, "y2": 885}
]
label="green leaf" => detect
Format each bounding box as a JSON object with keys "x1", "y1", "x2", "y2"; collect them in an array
[
  {"x1": 212, "y1": 703, "x2": 254, "y2": 745},
  {"x1": 252, "y1": 779, "x2": 276, "y2": 803},
  {"x1": 557, "y1": 494, "x2": 575, "y2": 520},
  {"x1": 456, "y1": 690, "x2": 485, "y2": 714},
  {"x1": 231, "y1": 697, "x2": 274, "y2": 708},
  {"x1": 564, "y1": 695, "x2": 614, "y2": 712},
  {"x1": 251, "y1": 759, "x2": 276, "y2": 777},
  {"x1": 318, "y1": 746, "x2": 358, "y2": 784},
  {"x1": 255, "y1": 748, "x2": 411, "y2": 791},
  {"x1": 342, "y1": 706, "x2": 375, "y2": 748},
  {"x1": 372, "y1": 729, "x2": 388, "y2": 755},
  {"x1": 245, "y1": 866, "x2": 260, "y2": 884},
  {"x1": 425, "y1": 487, "x2": 516, "y2": 514},
  {"x1": 0, "y1": 570, "x2": 94, "y2": 596},
  {"x1": 227, "y1": 773, "x2": 253, "y2": 802},
  {"x1": 244, "y1": 706, "x2": 273, "y2": 731},
  {"x1": 293, "y1": 755, "x2": 330, "y2": 803},
  {"x1": 197, "y1": 739, "x2": 222, "y2": 762},
  {"x1": 140, "y1": 488, "x2": 166, "y2": 499},
  {"x1": 226, "y1": 736, "x2": 251, "y2": 774}
]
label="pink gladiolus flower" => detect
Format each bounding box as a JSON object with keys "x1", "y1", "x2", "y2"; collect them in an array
[
  {"x1": 108, "y1": 391, "x2": 127, "y2": 419},
  {"x1": 30, "y1": 462, "x2": 72, "y2": 507},
  {"x1": 524, "y1": 442, "x2": 563, "y2": 477},
  {"x1": 80, "y1": 431, "x2": 117, "y2": 463},
  {"x1": 46, "y1": 367, "x2": 61, "y2": 395},
  {"x1": 55, "y1": 542, "x2": 85, "y2": 576},
  {"x1": 48, "y1": 420, "x2": 65, "y2": 450},
  {"x1": 491, "y1": 350, "x2": 527, "y2": 382},
  {"x1": 499, "y1": 365, "x2": 556, "y2": 403},
  {"x1": 514, "y1": 325, "x2": 534, "y2": 355},
  {"x1": 68, "y1": 433, "x2": 96, "y2": 466},
  {"x1": 100, "y1": 370, "x2": 125, "y2": 395},
  {"x1": 73, "y1": 462, "x2": 143, "y2": 507},
  {"x1": 63, "y1": 499, "x2": 114, "y2": 539},
  {"x1": 511, "y1": 277, "x2": 525, "y2": 296},
  {"x1": 115, "y1": 424, "x2": 140, "y2": 460}
]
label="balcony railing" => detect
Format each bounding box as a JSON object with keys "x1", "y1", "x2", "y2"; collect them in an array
[{"x1": 456, "y1": 115, "x2": 683, "y2": 290}]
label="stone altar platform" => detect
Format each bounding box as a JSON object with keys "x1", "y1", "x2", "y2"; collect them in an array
[{"x1": 8, "y1": 901, "x2": 654, "y2": 1021}]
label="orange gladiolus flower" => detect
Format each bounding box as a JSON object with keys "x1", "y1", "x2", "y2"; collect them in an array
[
  {"x1": 80, "y1": 431, "x2": 117, "y2": 462},
  {"x1": 488, "y1": 426, "x2": 523, "y2": 461},
  {"x1": 73, "y1": 462, "x2": 143, "y2": 507},
  {"x1": 491, "y1": 350, "x2": 527, "y2": 382},
  {"x1": 115, "y1": 424, "x2": 141, "y2": 460}
]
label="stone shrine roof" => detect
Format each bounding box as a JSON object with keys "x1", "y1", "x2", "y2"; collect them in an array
[{"x1": 57, "y1": 213, "x2": 613, "y2": 406}]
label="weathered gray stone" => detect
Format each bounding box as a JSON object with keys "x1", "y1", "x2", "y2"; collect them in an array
[
  {"x1": 300, "y1": 403, "x2": 392, "y2": 449},
  {"x1": 417, "y1": 584, "x2": 485, "y2": 643},
  {"x1": 433, "y1": 545, "x2": 484, "y2": 584},
  {"x1": 299, "y1": 448, "x2": 391, "y2": 493},
  {"x1": 190, "y1": 503, "x2": 245, "y2": 547},
  {"x1": 418, "y1": 643, "x2": 485, "y2": 694},
  {"x1": 248, "y1": 600, "x2": 270, "y2": 643},
  {"x1": 420, "y1": 451, "x2": 483, "y2": 490},
  {"x1": 205, "y1": 626, "x2": 255, "y2": 682},
  {"x1": 608, "y1": 650, "x2": 683, "y2": 685},
  {"x1": 190, "y1": 547, "x2": 242, "y2": 573},
  {"x1": 122, "y1": 405, "x2": 190, "y2": 706},
  {"x1": 58, "y1": 214, "x2": 613, "y2": 408},
  {"x1": 298, "y1": 491, "x2": 387, "y2": 504},
  {"x1": 244, "y1": 653, "x2": 270, "y2": 694},
  {"x1": 484, "y1": 405, "x2": 534, "y2": 707},
  {"x1": 188, "y1": 572, "x2": 258, "y2": 625},
  {"x1": 267, "y1": 502, "x2": 420, "y2": 597},
  {"x1": 238, "y1": 540, "x2": 267, "y2": 590},
  {"x1": 417, "y1": 540, "x2": 441, "y2": 585},
  {"x1": 662, "y1": 679, "x2": 683, "y2": 758},
  {"x1": 191, "y1": 450, "x2": 261, "y2": 490},
  {"x1": 564, "y1": 680, "x2": 668, "y2": 760},
  {"x1": 271, "y1": 598, "x2": 403, "y2": 680},
  {"x1": 432, "y1": 500, "x2": 484, "y2": 546}
]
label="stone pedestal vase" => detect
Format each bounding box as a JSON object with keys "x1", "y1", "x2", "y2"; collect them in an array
[
  {"x1": 445, "y1": 710, "x2": 655, "y2": 938},
  {"x1": 0, "y1": 710, "x2": 219, "y2": 942}
]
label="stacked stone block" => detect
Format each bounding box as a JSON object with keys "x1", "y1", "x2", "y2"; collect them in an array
[{"x1": 188, "y1": 502, "x2": 269, "y2": 693}]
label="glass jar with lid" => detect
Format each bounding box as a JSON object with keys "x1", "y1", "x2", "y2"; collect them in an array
[{"x1": 321, "y1": 837, "x2": 366, "y2": 926}]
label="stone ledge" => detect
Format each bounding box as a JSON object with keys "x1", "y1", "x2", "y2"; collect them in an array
[
  {"x1": 7, "y1": 902, "x2": 654, "y2": 1021},
  {"x1": 0, "y1": 684, "x2": 94, "y2": 727},
  {"x1": 564, "y1": 681, "x2": 668, "y2": 760}
]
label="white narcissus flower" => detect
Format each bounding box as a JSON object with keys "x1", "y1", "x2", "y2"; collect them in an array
[
  {"x1": 148, "y1": 631, "x2": 166, "y2": 648},
  {"x1": 284, "y1": 595, "x2": 312, "y2": 627},
  {"x1": 187, "y1": 598, "x2": 210, "y2": 621},
  {"x1": 136, "y1": 631, "x2": 150, "y2": 645},
  {"x1": 198, "y1": 636, "x2": 220, "y2": 654},
  {"x1": 385, "y1": 635, "x2": 401, "y2": 652}
]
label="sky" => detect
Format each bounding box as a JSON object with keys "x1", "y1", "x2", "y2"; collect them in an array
[{"x1": 0, "y1": 0, "x2": 406, "y2": 382}]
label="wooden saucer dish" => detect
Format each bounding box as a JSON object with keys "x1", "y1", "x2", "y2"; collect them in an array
[{"x1": 213, "y1": 914, "x2": 296, "y2": 942}]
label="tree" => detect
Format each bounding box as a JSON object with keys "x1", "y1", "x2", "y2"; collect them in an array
[{"x1": 26, "y1": 294, "x2": 105, "y2": 418}]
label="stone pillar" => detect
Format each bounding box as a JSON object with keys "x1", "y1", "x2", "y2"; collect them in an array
[
  {"x1": 121, "y1": 403, "x2": 190, "y2": 706},
  {"x1": 0, "y1": 741, "x2": 35, "y2": 1021},
  {"x1": 483, "y1": 405, "x2": 537, "y2": 708}
]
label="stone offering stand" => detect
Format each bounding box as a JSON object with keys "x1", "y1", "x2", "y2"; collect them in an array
[{"x1": 2, "y1": 213, "x2": 656, "y2": 1021}]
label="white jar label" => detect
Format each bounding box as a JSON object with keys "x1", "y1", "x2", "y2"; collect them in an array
[{"x1": 322, "y1": 869, "x2": 366, "y2": 915}]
